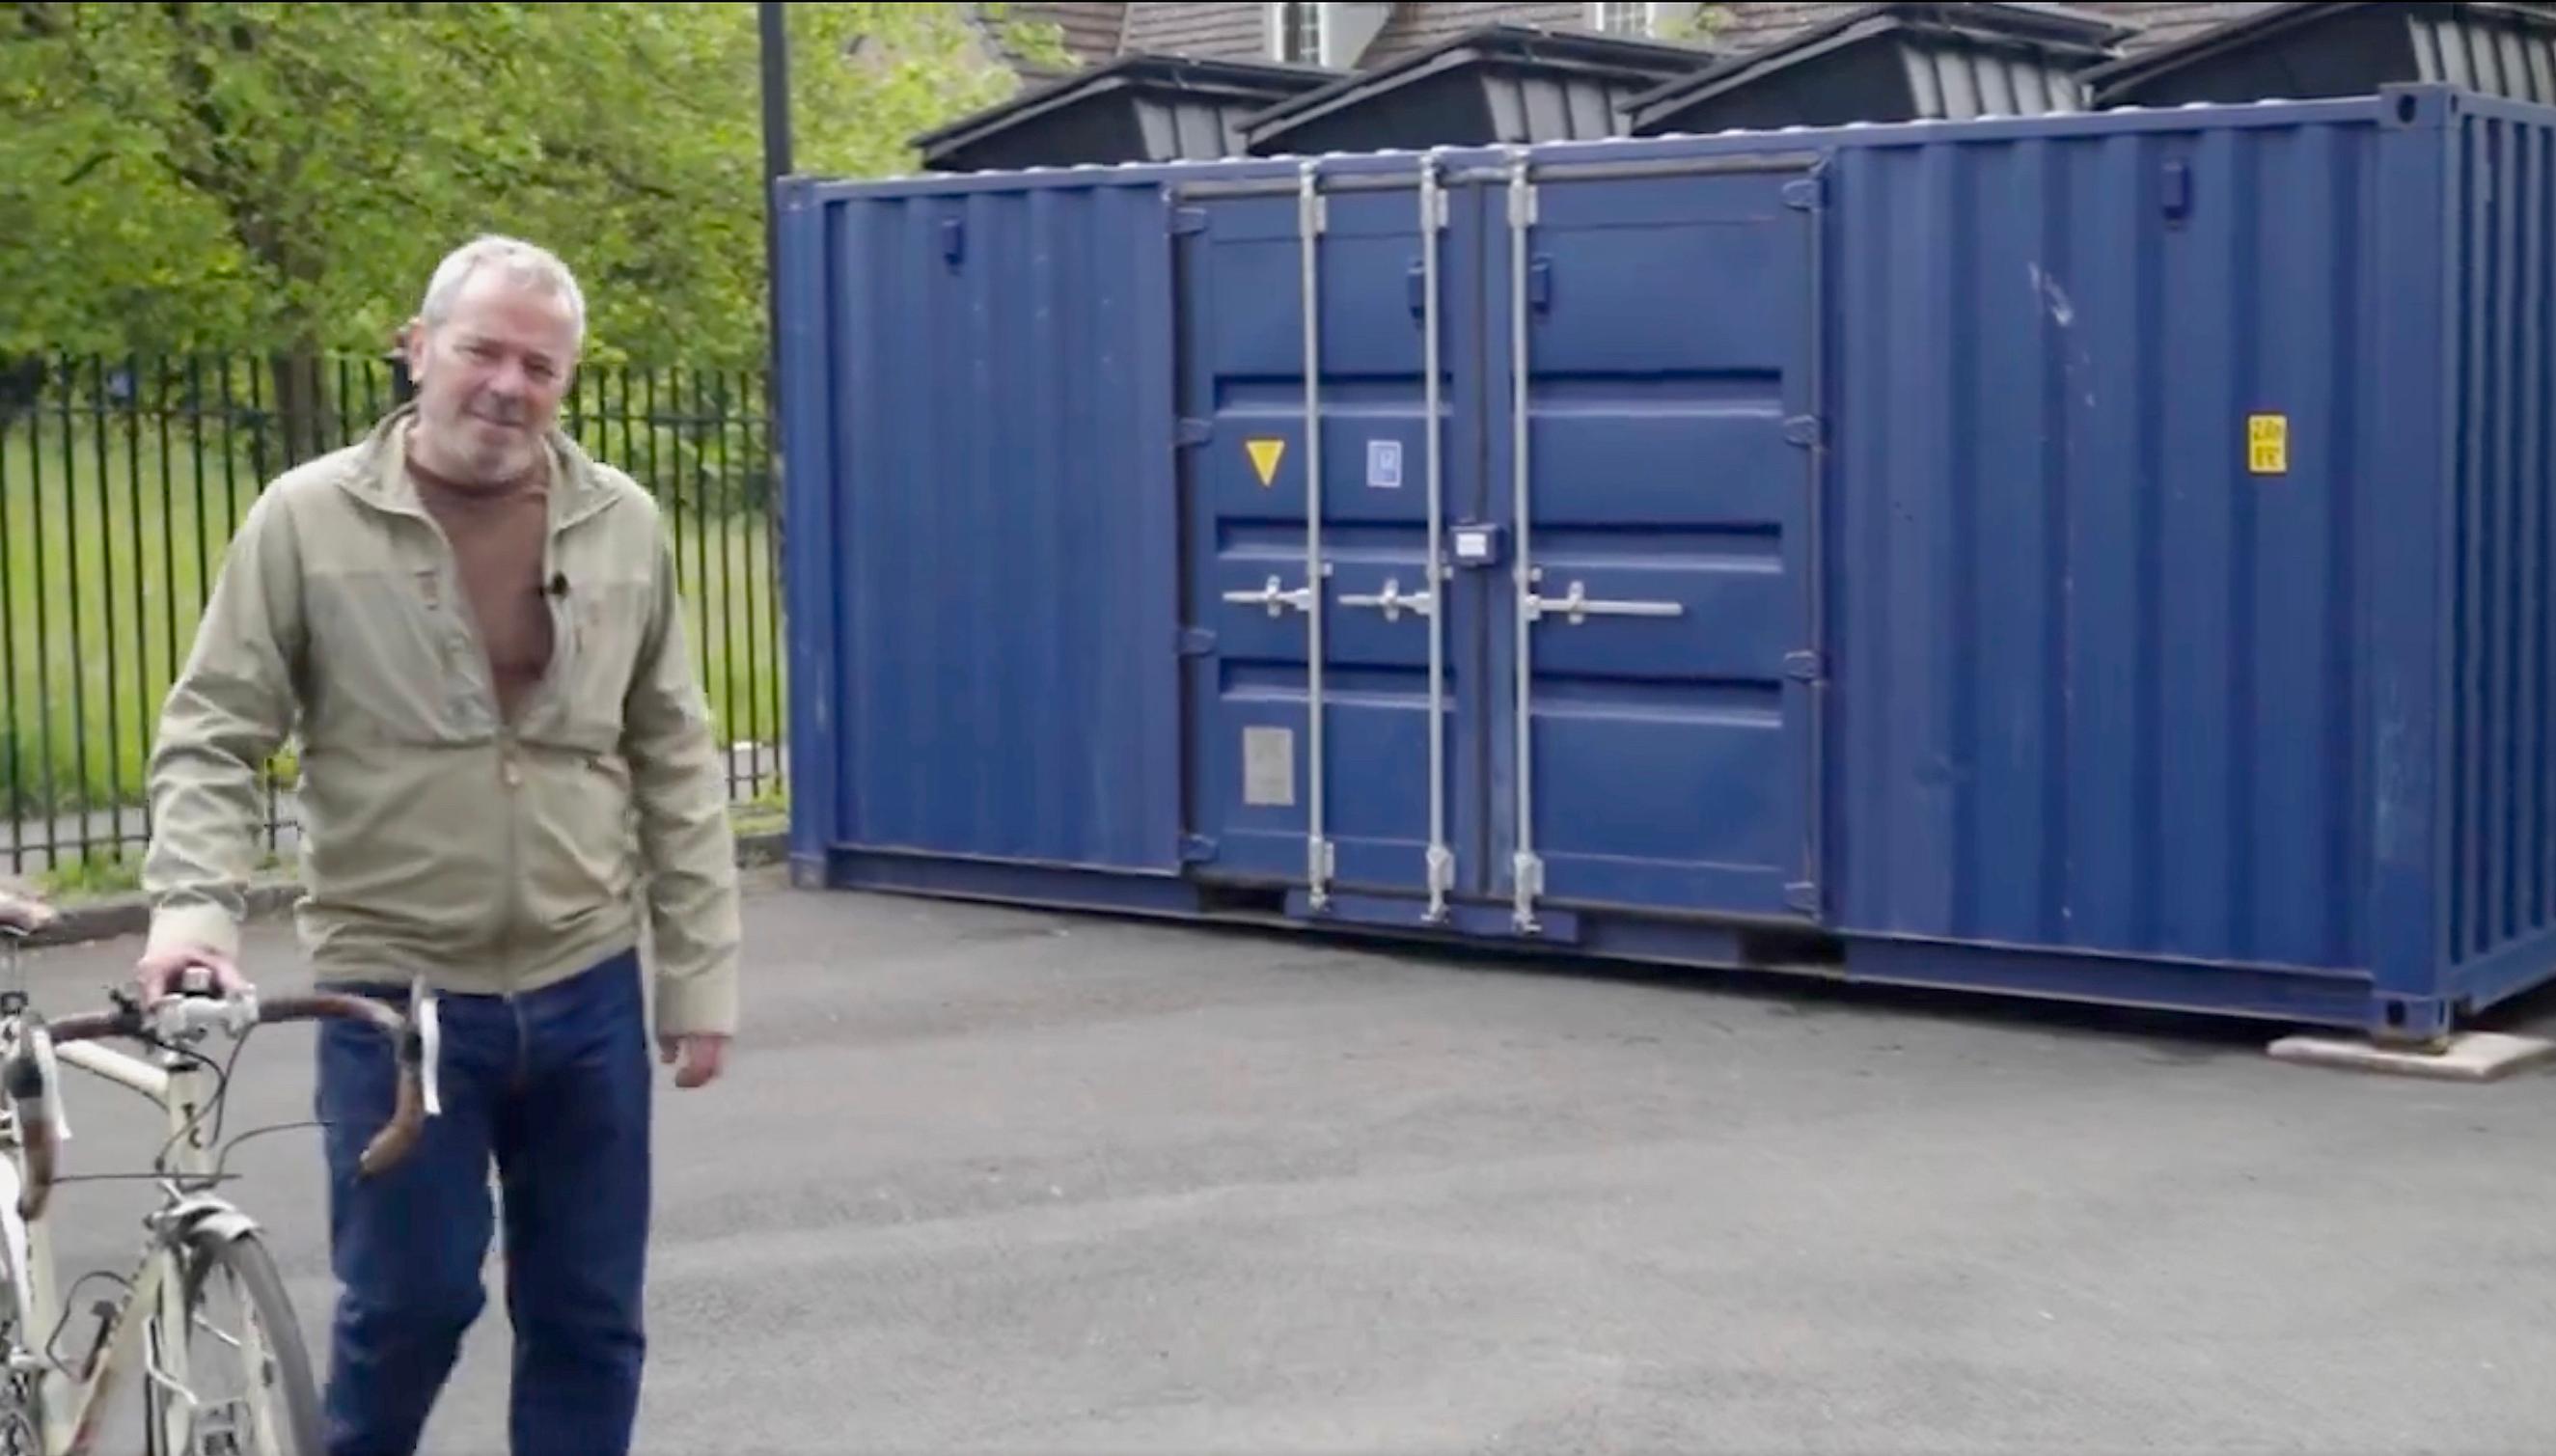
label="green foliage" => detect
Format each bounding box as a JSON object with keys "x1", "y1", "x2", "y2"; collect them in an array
[
  {"x1": 1656, "y1": 4, "x2": 1733, "y2": 44},
  {"x1": 39, "y1": 847, "x2": 142, "y2": 901},
  {"x1": 0, "y1": 2, "x2": 1067, "y2": 364}
]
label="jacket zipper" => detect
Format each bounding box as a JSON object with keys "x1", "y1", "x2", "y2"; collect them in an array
[
  {"x1": 401, "y1": 502, "x2": 518, "y2": 988},
  {"x1": 498, "y1": 511, "x2": 577, "y2": 995},
  {"x1": 362, "y1": 428, "x2": 618, "y2": 1001}
]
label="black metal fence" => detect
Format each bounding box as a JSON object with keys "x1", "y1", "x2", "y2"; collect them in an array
[{"x1": 1, "y1": 351, "x2": 787, "y2": 881}]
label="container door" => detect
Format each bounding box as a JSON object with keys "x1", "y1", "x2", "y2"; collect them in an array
[
  {"x1": 1174, "y1": 170, "x2": 1498, "y2": 920},
  {"x1": 1484, "y1": 157, "x2": 1826, "y2": 930}
]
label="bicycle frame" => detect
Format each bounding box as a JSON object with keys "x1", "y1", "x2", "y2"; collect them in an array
[
  {"x1": 0, "y1": 921, "x2": 425, "y2": 1456},
  {"x1": 0, "y1": 1002, "x2": 246, "y2": 1455}
]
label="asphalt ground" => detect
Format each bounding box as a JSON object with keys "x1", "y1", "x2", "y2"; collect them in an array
[{"x1": 16, "y1": 871, "x2": 2556, "y2": 1454}]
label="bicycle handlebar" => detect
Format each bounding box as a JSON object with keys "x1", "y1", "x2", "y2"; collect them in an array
[{"x1": 3, "y1": 989, "x2": 428, "y2": 1221}]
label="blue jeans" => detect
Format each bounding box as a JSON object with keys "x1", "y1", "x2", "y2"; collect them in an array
[{"x1": 315, "y1": 948, "x2": 653, "y2": 1456}]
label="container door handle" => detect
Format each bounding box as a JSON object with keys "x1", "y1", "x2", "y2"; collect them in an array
[
  {"x1": 1522, "y1": 577, "x2": 1684, "y2": 626},
  {"x1": 1336, "y1": 577, "x2": 1434, "y2": 622},
  {"x1": 1223, "y1": 574, "x2": 1315, "y2": 618}
]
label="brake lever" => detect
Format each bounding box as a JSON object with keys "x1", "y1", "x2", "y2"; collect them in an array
[{"x1": 27, "y1": 1021, "x2": 66, "y2": 1147}]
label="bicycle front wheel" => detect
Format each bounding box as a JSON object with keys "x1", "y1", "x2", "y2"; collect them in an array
[{"x1": 147, "y1": 1227, "x2": 325, "y2": 1456}]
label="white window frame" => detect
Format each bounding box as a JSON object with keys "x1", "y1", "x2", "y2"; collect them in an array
[
  {"x1": 1588, "y1": 1, "x2": 1659, "y2": 38},
  {"x1": 1269, "y1": 2, "x2": 1327, "y2": 65}
]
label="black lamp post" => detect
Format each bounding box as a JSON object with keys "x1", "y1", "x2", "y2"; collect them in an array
[{"x1": 758, "y1": 0, "x2": 793, "y2": 381}]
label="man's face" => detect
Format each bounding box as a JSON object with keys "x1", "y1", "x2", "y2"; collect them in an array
[{"x1": 404, "y1": 271, "x2": 579, "y2": 484}]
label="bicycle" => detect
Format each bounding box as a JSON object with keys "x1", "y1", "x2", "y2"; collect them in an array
[{"x1": 0, "y1": 881, "x2": 435, "y2": 1454}]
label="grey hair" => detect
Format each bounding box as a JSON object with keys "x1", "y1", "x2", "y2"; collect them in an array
[{"x1": 417, "y1": 234, "x2": 587, "y2": 343}]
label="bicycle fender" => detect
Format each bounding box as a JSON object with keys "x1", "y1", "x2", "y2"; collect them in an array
[{"x1": 164, "y1": 1194, "x2": 259, "y2": 1248}]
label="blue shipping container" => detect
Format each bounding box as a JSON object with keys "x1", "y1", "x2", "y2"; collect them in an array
[{"x1": 775, "y1": 83, "x2": 2556, "y2": 1043}]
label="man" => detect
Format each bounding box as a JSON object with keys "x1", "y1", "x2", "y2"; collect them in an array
[{"x1": 137, "y1": 234, "x2": 742, "y2": 1456}]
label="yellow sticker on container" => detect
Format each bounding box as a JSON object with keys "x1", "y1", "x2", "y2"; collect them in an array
[
  {"x1": 2247, "y1": 413, "x2": 2288, "y2": 475},
  {"x1": 1246, "y1": 437, "x2": 1286, "y2": 487},
  {"x1": 1247, "y1": 436, "x2": 1288, "y2": 487}
]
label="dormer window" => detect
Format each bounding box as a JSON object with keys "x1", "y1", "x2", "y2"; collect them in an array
[{"x1": 1272, "y1": 2, "x2": 1325, "y2": 63}]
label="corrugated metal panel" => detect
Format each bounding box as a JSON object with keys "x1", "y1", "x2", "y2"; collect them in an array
[
  {"x1": 1821, "y1": 113, "x2": 2386, "y2": 970},
  {"x1": 1478, "y1": 63, "x2": 1659, "y2": 138},
  {"x1": 2418, "y1": 4, "x2": 2556, "y2": 103},
  {"x1": 779, "y1": 86, "x2": 2556, "y2": 1035},
  {"x1": 2447, "y1": 104, "x2": 2556, "y2": 977},
  {"x1": 1903, "y1": 35, "x2": 2090, "y2": 115},
  {"x1": 776, "y1": 180, "x2": 1184, "y2": 871}
]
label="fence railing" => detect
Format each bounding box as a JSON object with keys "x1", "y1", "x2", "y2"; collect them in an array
[{"x1": 0, "y1": 350, "x2": 787, "y2": 881}]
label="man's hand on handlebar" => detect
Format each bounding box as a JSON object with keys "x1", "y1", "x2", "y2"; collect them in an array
[{"x1": 133, "y1": 942, "x2": 252, "y2": 1007}]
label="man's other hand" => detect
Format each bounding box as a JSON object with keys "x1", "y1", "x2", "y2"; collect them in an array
[
  {"x1": 133, "y1": 944, "x2": 250, "y2": 1006},
  {"x1": 659, "y1": 1032, "x2": 728, "y2": 1089}
]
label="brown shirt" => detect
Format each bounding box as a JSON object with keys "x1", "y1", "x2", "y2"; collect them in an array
[{"x1": 408, "y1": 444, "x2": 555, "y2": 724}]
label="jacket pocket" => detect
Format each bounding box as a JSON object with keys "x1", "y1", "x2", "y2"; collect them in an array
[
  {"x1": 302, "y1": 565, "x2": 487, "y2": 743},
  {"x1": 516, "y1": 743, "x2": 640, "y2": 920},
  {"x1": 539, "y1": 569, "x2": 657, "y2": 751}
]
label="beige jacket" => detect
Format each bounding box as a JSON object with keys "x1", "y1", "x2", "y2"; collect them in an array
[{"x1": 141, "y1": 404, "x2": 741, "y2": 1035}]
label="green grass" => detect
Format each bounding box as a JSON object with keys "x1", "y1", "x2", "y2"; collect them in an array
[{"x1": 3, "y1": 422, "x2": 787, "y2": 822}]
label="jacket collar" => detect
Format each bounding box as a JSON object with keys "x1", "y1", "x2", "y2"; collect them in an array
[{"x1": 337, "y1": 402, "x2": 621, "y2": 529}]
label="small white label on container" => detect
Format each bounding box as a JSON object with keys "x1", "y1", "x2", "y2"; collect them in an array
[
  {"x1": 1243, "y1": 726, "x2": 1295, "y2": 807},
  {"x1": 1366, "y1": 438, "x2": 1402, "y2": 490}
]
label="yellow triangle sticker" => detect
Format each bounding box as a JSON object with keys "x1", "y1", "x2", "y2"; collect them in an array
[{"x1": 1246, "y1": 438, "x2": 1286, "y2": 487}]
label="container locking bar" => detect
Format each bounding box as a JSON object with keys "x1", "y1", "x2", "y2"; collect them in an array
[
  {"x1": 1336, "y1": 578, "x2": 1434, "y2": 622},
  {"x1": 1418, "y1": 150, "x2": 1454, "y2": 923},
  {"x1": 1522, "y1": 574, "x2": 1685, "y2": 625},
  {"x1": 1223, "y1": 576, "x2": 1316, "y2": 618},
  {"x1": 1506, "y1": 150, "x2": 1543, "y2": 937},
  {"x1": 1298, "y1": 159, "x2": 1333, "y2": 914}
]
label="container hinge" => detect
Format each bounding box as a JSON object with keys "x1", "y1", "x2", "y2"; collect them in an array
[
  {"x1": 1177, "y1": 417, "x2": 1212, "y2": 448},
  {"x1": 1783, "y1": 176, "x2": 1826, "y2": 211},
  {"x1": 1179, "y1": 834, "x2": 1219, "y2": 865},
  {"x1": 1170, "y1": 206, "x2": 1209, "y2": 236},
  {"x1": 1784, "y1": 880, "x2": 1819, "y2": 914},
  {"x1": 1177, "y1": 626, "x2": 1217, "y2": 658},
  {"x1": 1784, "y1": 415, "x2": 1823, "y2": 449},
  {"x1": 1507, "y1": 180, "x2": 1538, "y2": 227},
  {"x1": 1784, "y1": 649, "x2": 1824, "y2": 681},
  {"x1": 1430, "y1": 187, "x2": 1451, "y2": 229}
]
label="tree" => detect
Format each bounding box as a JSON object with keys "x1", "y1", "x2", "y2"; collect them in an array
[{"x1": 0, "y1": 2, "x2": 1064, "y2": 440}]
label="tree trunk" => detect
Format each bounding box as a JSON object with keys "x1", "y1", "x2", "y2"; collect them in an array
[{"x1": 266, "y1": 343, "x2": 329, "y2": 466}]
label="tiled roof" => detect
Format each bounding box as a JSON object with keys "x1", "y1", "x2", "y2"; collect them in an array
[
  {"x1": 984, "y1": 3, "x2": 2329, "y2": 76},
  {"x1": 1708, "y1": 1, "x2": 2288, "y2": 54}
]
